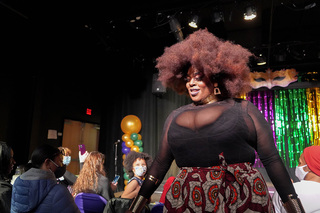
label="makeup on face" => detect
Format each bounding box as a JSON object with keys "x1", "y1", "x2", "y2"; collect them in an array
[{"x1": 185, "y1": 67, "x2": 213, "y2": 103}]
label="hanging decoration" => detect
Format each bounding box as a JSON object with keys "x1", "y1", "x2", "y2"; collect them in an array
[
  {"x1": 246, "y1": 90, "x2": 276, "y2": 167},
  {"x1": 306, "y1": 88, "x2": 320, "y2": 146},
  {"x1": 250, "y1": 68, "x2": 298, "y2": 89},
  {"x1": 274, "y1": 89, "x2": 311, "y2": 168},
  {"x1": 120, "y1": 115, "x2": 143, "y2": 188},
  {"x1": 243, "y1": 87, "x2": 320, "y2": 168}
]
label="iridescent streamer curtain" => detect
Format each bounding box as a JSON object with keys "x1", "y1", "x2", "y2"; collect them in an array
[
  {"x1": 306, "y1": 88, "x2": 320, "y2": 146},
  {"x1": 244, "y1": 88, "x2": 319, "y2": 168}
]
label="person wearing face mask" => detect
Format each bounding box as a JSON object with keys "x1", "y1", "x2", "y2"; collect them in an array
[
  {"x1": 121, "y1": 151, "x2": 153, "y2": 199},
  {"x1": 11, "y1": 144, "x2": 80, "y2": 213},
  {"x1": 273, "y1": 145, "x2": 320, "y2": 213},
  {"x1": 57, "y1": 147, "x2": 78, "y2": 189}
]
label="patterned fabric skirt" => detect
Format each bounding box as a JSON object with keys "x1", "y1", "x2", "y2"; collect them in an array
[{"x1": 164, "y1": 153, "x2": 274, "y2": 213}]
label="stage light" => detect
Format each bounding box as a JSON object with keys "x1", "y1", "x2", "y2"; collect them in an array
[
  {"x1": 188, "y1": 15, "x2": 199, "y2": 28},
  {"x1": 169, "y1": 16, "x2": 184, "y2": 42},
  {"x1": 257, "y1": 54, "x2": 266, "y2": 66},
  {"x1": 244, "y1": 6, "x2": 256, "y2": 20},
  {"x1": 213, "y1": 11, "x2": 224, "y2": 23}
]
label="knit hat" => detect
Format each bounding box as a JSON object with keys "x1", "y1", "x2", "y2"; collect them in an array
[{"x1": 303, "y1": 146, "x2": 320, "y2": 176}]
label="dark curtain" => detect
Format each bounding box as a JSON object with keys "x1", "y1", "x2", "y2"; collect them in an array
[{"x1": 99, "y1": 57, "x2": 191, "y2": 190}]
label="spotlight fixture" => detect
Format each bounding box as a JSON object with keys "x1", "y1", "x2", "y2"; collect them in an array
[
  {"x1": 188, "y1": 15, "x2": 200, "y2": 28},
  {"x1": 212, "y1": 11, "x2": 224, "y2": 23},
  {"x1": 244, "y1": 6, "x2": 257, "y2": 20},
  {"x1": 256, "y1": 54, "x2": 266, "y2": 66},
  {"x1": 169, "y1": 16, "x2": 184, "y2": 42}
]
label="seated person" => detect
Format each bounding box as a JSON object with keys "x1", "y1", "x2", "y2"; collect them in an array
[
  {"x1": 11, "y1": 144, "x2": 79, "y2": 213},
  {"x1": 272, "y1": 145, "x2": 320, "y2": 213},
  {"x1": 72, "y1": 151, "x2": 117, "y2": 201},
  {"x1": 57, "y1": 147, "x2": 77, "y2": 188},
  {"x1": 0, "y1": 141, "x2": 16, "y2": 213},
  {"x1": 121, "y1": 151, "x2": 152, "y2": 199}
]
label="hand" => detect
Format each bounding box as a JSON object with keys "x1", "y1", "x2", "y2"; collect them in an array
[
  {"x1": 79, "y1": 151, "x2": 89, "y2": 163},
  {"x1": 110, "y1": 181, "x2": 118, "y2": 191}
]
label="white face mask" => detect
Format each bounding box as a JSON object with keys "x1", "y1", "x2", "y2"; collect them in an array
[
  {"x1": 295, "y1": 165, "x2": 308, "y2": 181},
  {"x1": 63, "y1": 156, "x2": 71, "y2": 166},
  {"x1": 134, "y1": 166, "x2": 147, "y2": 177}
]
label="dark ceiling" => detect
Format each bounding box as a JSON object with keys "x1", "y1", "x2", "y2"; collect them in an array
[{"x1": 1, "y1": 0, "x2": 320, "y2": 78}]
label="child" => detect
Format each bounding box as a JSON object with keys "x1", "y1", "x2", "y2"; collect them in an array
[{"x1": 121, "y1": 151, "x2": 152, "y2": 199}]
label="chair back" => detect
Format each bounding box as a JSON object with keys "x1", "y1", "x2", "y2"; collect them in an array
[
  {"x1": 150, "y1": 202, "x2": 164, "y2": 213},
  {"x1": 103, "y1": 197, "x2": 150, "y2": 213},
  {"x1": 75, "y1": 192, "x2": 107, "y2": 213}
]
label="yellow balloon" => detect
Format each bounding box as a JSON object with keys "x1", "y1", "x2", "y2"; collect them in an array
[
  {"x1": 124, "y1": 179, "x2": 128, "y2": 185},
  {"x1": 137, "y1": 134, "x2": 142, "y2": 140},
  {"x1": 120, "y1": 115, "x2": 142, "y2": 134},
  {"x1": 125, "y1": 140, "x2": 134, "y2": 148},
  {"x1": 131, "y1": 145, "x2": 140, "y2": 152},
  {"x1": 122, "y1": 133, "x2": 131, "y2": 142}
]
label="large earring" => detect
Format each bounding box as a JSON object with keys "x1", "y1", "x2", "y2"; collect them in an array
[{"x1": 214, "y1": 83, "x2": 221, "y2": 95}]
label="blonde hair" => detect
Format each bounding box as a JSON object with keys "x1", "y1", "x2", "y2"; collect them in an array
[
  {"x1": 58, "y1": 147, "x2": 71, "y2": 156},
  {"x1": 72, "y1": 151, "x2": 106, "y2": 195}
]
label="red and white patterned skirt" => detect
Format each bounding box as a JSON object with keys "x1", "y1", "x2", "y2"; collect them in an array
[{"x1": 164, "y1": 153, "x2": 274, "y2": 213}]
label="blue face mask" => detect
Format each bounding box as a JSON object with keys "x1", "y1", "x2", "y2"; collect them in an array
[{"x1": 63, "y1": 156, "x2": 71, "y2": 166}]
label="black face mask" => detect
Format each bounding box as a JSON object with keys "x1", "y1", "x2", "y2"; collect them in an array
[
  {"x1": 50, "y1": 159, "x2": 66, "y2": 178},
  {"x1": 54, "y1": 165, "x2": 66, "y2": 178}
]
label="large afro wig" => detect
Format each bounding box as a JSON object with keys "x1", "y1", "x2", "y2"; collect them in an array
[{"x1": 156, "y1": 28, "x2": 253, "y2": 97}]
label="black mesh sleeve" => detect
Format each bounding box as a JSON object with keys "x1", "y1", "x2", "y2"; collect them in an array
[
  {"x1": 137, "y1": 111, "x2": 175, "y2": 199},
  {"x1": 246, "y1": 101, "x2": 296, "y2": 203}
]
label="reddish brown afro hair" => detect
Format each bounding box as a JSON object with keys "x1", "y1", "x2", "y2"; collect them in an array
[{"x1": 156, "y1": 28, "x2": 253, "y2": 97}]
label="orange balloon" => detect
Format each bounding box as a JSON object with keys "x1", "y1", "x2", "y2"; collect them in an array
[
  {"x1": 124, "y1": 179, "x2": 128, "y2": 185},
  {"x1": 137, "y1": 134, "x2": 142, "y2": 140},
  {"x1": 125, "y1": 140, "x2": 134, "y2": 148},
  {"x1": 131, "y1": 145, "x2": 140, "y2": 152},
  {"x1": 122, "y1": 154, "x2": 126, "y2": 160},
  {"x1": 120, "y1": 115, "x2": 142, "y2": 134},
  {"x1": 122, "y1": 133, "x2": 131, "y2": 142}
]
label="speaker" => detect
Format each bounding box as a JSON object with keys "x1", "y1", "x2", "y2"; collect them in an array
[{"x1": 152, "y1": 73, "x2": 166, "y2": 95}]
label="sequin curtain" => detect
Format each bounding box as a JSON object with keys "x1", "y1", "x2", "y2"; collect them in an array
[
  {"x1": 246, "y1": 90, "x2": 276, "y2": 167},
  {"x1": 306, "y1": 88, "x2": 320, "y2": 146},
  {"x1": 274, "y1": 89, "x2": 311, "y2": 168},
  {"x1": 244, "y1": 88, "x2": 319, "y2": 168}
]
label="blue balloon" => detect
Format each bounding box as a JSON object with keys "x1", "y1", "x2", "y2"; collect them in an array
[{"x1": 122, "y1": 146, "x2": 130, "y2": 154}]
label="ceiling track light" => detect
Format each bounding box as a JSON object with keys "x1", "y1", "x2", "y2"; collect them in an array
[
  {"x1": 213, "y1": 11, "x2": 224, "y2": 23},
  {"x1": 169, "y1": 16, "x2": 184, "y2": 42},
  {"x1": 188, "y1": 15, "x2": 200, "y2": 28},
  {"x1": 244, "y1": 6, "x2": 257, "y2": 20}
]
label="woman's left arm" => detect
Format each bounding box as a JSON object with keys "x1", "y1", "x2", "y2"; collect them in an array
[{"x1": 246, "y1": 101, "x2": 296, "y2": 202}]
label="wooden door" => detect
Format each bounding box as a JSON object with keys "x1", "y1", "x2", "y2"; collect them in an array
[{"x1": 62, "y1": 119, "x2": 100, "y2": 175}]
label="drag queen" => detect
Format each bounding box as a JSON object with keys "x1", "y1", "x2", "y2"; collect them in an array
[{"x1": 128, "y1": 29, "x2": 305, "y2": 213}]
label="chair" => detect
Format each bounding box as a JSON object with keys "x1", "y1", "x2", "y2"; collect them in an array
[
  {"x1": 150, "y1": 202, "x2": 164, "y2": 213},
  {"x1": 103, "y1": 197, "x2": 150, "y2": 213},
  {"x1": 75, "y1": 192, "x2": 108, "y2": 213}
]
